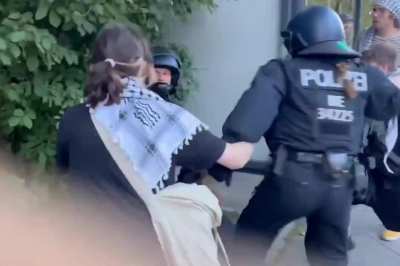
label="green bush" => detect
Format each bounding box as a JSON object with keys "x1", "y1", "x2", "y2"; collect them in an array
[{"x1": 0, "y1": 0, "x2": 216, "y2": 168}]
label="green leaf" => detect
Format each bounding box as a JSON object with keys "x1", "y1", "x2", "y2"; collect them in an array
[
  {"x1": 22, "y1": 116, "x2": 33, "y2": 129},
  {"x1": 8, "y1": 12, "x2": 21, "y2": 20},
  {"x1": 82, "y1": 21, "x2": 96, "y2": 34},
  {"x1": 33, "y1": 72, "x2": 47, "y2": 91},
  {"x1": 0, "y1": 38, "x2": 7, "y2": 50},
  {"x1": 41, "y1": 38, "x2": 52, "y2": 50},
  {"x1": 9, "y1": 44, "x2": 21, "y2": 58},
  {"x1": 35, "y1": 0, "x2": 51, "y2": 20},
  {"x1": 6, "y1": 89, "x2": 19, "y2": 101},
  {"x1": 49, "y1": 10, "x2": 62, "y2": 27},
  {"x1": 56, "y1": 6, "x2": 67, "y2": 14},
  {"x1": 8, "y1": 117, "x2": 20, "y2": 127},
  {"x1": 72, "y1": 11, "x2": 82, "y2": 24},
  {"x1": 64, "y1": 50, "x2": 78, "y2": 65},
  {"x1": 0, "y1": 53, "x2": 11, "y2": 65},
  {"x1": 14, "y1": 109, "x2": 24, "y2": 117},
  {"x1": 21, "y1": 12, "x2": 33, "y2": 22},
  {"x1": 94, "y1": 4, "x2": 104, "y2": 15},
  {"x1": 2, "y1": 19, "x2": 17, "y2": 29},
  {"x1": 62, "y1": 22, "x2": 75, "y2": 31},
  {"x1": 8, "y1": 31, "x2": 27, "y2": 42},
  {"x1": 27, "y1": 55, "x2": 40, "y2": 72}
]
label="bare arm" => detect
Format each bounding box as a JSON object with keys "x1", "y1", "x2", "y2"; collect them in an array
[{"x1": 217, "y1": 141, "x2": 254, "y2": 169}]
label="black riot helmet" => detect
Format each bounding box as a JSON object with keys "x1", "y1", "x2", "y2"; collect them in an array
[
  {"x1": 281, "y1": 6, "x2": 359, "y2": 58},
  {"x1": 152, "y1": 46, "x2": 181, "y2": 87}
]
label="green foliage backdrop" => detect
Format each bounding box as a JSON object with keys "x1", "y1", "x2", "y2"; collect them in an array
[{"x1": 0, "y1": 0, "x2": 216, "y2": 168}]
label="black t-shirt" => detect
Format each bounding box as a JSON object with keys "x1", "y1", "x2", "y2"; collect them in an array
[{"x1": 56, "y1": 104, "x2": 225, "y2": 196}]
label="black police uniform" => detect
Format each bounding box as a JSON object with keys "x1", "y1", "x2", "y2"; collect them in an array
[
  {"x1": 150, "y1": 47, "x2": 207, "y2": 185},
  {"x1": 216, "y1": 6, "x2": 400, "y2": 266},
  {"x1": 150, "y1": 46, "x2": 182, "y2": 100}
]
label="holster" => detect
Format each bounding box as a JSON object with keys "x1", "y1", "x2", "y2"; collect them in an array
[
  {"x1": 322, "y1": 152, "x2": 353, "y2": 179},
  {"x1": 272, "y1": 145, "x2": 354, "y2": 180},
  {"x1": 272, "y1": 145, "x2": 288, "y2": 176}
]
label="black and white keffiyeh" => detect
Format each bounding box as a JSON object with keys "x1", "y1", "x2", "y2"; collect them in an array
[
  {"x1": 360, "y1": 0, "x2": 400, "y2": 56},
  {"x1": 383, "y1": 72, "x2": 400, "y2": 173},
  {"x1": 91, "y1": 77, "x2": 207, "y2": 190},
  {"x1": 374, "y1": 0, "x2": 400, "y2": 21}
]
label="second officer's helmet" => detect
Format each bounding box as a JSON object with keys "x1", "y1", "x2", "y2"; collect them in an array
[
  {"x1": 281, "y1": 5, "x2": 360, "y2": 58},
  {"x1": 152, "y1": 46, "x2": 181, "y2": 87}
]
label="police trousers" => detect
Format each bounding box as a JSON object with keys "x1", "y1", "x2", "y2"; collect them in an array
[{"x1": 232, "y1": 160, "x2": 353, "y2": 266}]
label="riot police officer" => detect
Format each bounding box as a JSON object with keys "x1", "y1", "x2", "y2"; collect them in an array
[
  {"x1": 150, "y1": 46, "x2": 182, "y2": 101},
  {"x1": 150, "y1": 47, "x2": 206, "y2": 185},
  {"x1": 211, "y1": 6, "x2": 400, "y2": 266}
]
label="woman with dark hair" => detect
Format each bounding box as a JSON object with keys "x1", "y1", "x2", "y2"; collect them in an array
[{"x1": 56, "y1": 23, "x2": 252, "y2": 266}]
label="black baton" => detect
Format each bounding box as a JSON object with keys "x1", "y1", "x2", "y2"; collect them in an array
[{"x1": 234, "y1": 160, "x2": 272, "y2": 175}]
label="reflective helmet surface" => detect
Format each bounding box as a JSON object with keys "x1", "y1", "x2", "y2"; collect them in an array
[
  {"x1": 152, "y1": 46, "x2": 181, "y2": 87},
  {"x1": 281, "y1": 6, "x2": 359, "y2": 58}
]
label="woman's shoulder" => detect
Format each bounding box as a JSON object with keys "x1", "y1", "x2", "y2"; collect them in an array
[
  {"x1": 63, "y1": 103, "x2": 88, "y2": 115},
  {"x1": 61, "y1": 103, "x2": 90, "y2": 123}
]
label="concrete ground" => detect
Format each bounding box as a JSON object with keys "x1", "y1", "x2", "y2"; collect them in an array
[{"x1": 215, "y1": 173, "x2": 400, "y2": 266}]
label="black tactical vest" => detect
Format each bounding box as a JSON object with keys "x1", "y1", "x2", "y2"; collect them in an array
[{"x1": 266, "y1": 58, "x2": 368, "y2": 154}]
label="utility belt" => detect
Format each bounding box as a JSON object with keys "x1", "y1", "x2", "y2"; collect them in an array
[{"x1": 272, "y1": 145, "x2": 354, "y2": 179}]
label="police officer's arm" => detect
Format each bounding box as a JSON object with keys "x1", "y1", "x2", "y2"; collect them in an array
[
  {"x1": 223, "y1": 60, "x2": 286, "y2": 143},
  {"x1": 365, "y1": 66, "x2": 400, "y2": 121}
]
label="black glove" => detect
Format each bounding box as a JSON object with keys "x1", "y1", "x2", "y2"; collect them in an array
[
  {"x1": 208, "y1": 163, "x2": 233, "y2": 186},
  {"x1": 177, "y1": 167, "x2": 205, "y2": 184}
]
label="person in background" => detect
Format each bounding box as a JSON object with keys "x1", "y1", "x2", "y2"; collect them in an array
[
  {"x1": 210, "y1": 6, "x2": 400, "y2": 266},
  {"x1": 340, "y1": 13, "x2": 355, "y2": 47},
  {"x1": 361, "y1": 43, "x2": 400, "y2": 241},
  {"x1": 149, "y1": 46, "x2": 181, "y2": 102},
  {"x1": 359, "y1": 0, "x2": 400, "y2": 67},
  {"x1": 149, "y1": 46, "x2": 208, "y2": 185}
]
